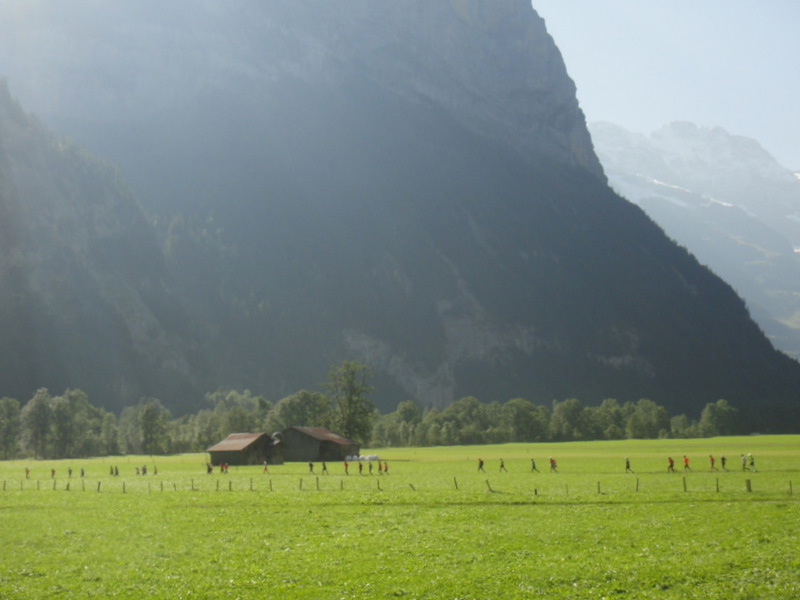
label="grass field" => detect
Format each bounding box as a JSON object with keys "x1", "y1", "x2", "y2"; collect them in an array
[{"x1": 1, "y1": 436, "x2": 798, "y2": 599}]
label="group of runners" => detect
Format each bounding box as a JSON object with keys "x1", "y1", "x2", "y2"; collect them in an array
[
  {"x1": 24, "y1": 465, "x2": 143, "y2": 478},
  {"x1": 477, "y1": 457, "x2": 559, "y2": 473},
  {"x1": 24, "y1": 452, "x2": 761, "y2": 480},
  {"x1": 341, "y1": 460, "x2": 389, "y2": 475},
  {"x1": 666, "y1": 453, "x2": 755, "y2": 473},
  {"x1": 475, "y1": 453, "x2": 759, "y2": 474},
  {"x1": 258, "y1": 459, "x2": 390, "y2": 476},
  {"x1": 646, "y1": 453, "x2": 759, "y2": 474}
]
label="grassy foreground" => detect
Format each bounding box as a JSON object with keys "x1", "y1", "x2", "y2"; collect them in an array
[{"x1": 1, "y1": 436, "x2": 798, "y2": 599}]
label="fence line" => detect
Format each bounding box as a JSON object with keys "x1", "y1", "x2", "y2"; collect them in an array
[{"x1": 2, "y1": 475, "x2": 796, "y2": 499}]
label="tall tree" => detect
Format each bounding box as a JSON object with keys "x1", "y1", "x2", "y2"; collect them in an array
[
  {"x1": 396, "y1": 401, "x2": 421, "y2": 425},
  {"x1": 549, "y1": 398, "x2": 584, "y2": 441},
  {"x1": 594, "y1": 398, "x2": 626, "y2": 440},
  {"x1": 625, "y1": 398, "x2": 670, "y2": 439},
  {"x1": 117, "y1": 405, "x2": 142, "y2": 454},
  {"x1": 324, "y1": 360, "x2": 374, "y2": 443},
  {"x1": 502, "y1": 398, "x2": 547, "y2": 442},
  {"x1": 0, "y1": 396, "x2": 20, "y2": 459},
  {"x1": 140, "y1": 398, "x2": 171, "y2": 455},
  {"x1": 699, "y1": 399, "x2": 740, "y2": 437},
  {"x1": 20, "y1": 388, "x2": 51, "y2": 458},
  {"x1": 190, "y1": 409, "x2": 224, "y2": 451},
  {"x1": 66, "y1": 389, "x2": 106, "y2": 458},
  {"x1": 49, "y1": 394, "x2": 74, "y2": 459},
  {"x1": 100, "y1": 412, "x2": 119, "y2": 455},
  {"x1": 267, "y1": 390, "x2": 332, "y2": 432}
]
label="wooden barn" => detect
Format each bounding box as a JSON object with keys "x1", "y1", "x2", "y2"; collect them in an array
[
  {"x1": 280, "y1": 426, "x2": 360, "y2": 462},
  {"x1": 207, "y1": 432, "x2": 284, "y2": 466}
]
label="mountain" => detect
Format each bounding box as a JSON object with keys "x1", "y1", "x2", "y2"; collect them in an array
[
  {"x1": 0, "y1": 81, "x2": 202, "y2": 412},
  {"x1": 590, "y1": 121, "x2": 800, "y2": 359},
  {"x1": 0, "y1": 0, "x2": 603, "y2": 219},
  {"x1": 1, "y1": 1, "x2": 799, "y2": 427}
]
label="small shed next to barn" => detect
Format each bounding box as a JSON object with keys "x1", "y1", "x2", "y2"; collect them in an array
[
  {"x1": 207, "y1": 432, "x2": 284, "y2": 466},
  {"x1": 280, "y1": 427, "x2": 360, "y2": 462}
]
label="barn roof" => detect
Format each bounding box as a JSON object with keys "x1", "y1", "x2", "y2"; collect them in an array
[
  {"x1": 207, "y1": 432, "x2": 268, "y2": 452},
  {"x1": 287, "y1": 426, "x2": 357, "y2": 446}
]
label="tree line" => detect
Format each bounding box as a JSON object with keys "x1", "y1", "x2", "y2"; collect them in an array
[
  {"x1": 0, "y1": 361, "x2": 741, "y2": 460},
  {"x1": 371, "y1": 396, "x2": 740, "y2": 448},
  {"x1": 0, "y1": 360, "x2": 374, "y2": 459}
]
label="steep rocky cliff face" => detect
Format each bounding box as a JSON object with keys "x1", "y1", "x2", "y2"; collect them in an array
[
  {"x1": 0, "y1": 2, "x2": 798, "y2": 426},
  {"x1": 0, "y1": 0, "x2": 602, "y2": 200}
]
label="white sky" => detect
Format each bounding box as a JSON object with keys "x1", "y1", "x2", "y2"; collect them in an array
[{"x1": 533, "y1": 1, "x2": 800, "y2": 170}]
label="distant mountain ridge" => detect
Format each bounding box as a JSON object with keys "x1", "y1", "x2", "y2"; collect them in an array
[
  {"x1": 590, "y1": 121, "x2": 800, "y2": 359},
  {"x1": 1, "y1": 2, "x2": 799, "y2": 428}
]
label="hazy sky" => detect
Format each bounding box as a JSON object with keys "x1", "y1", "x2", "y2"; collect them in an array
[{"x1": 533, "y1": 1, "x2": 800, "y2": 170}]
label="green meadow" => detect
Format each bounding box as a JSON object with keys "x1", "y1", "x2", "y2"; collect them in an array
[{"x1": 1, "y1": 436, "x2": 798, "y2": 599}]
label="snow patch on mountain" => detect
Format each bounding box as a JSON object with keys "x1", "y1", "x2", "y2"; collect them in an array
[{"x1": 590, "y1": 120, "x2": 800, "y2": 359}]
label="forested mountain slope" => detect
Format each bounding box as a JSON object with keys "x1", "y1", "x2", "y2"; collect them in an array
[{"x1": 0, "y1": 82, "x2": 201, "y2": 411}]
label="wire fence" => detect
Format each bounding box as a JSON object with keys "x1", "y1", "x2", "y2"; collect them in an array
[{"x1": 2, "y1": 473, "x2": 795, "y2": 501}]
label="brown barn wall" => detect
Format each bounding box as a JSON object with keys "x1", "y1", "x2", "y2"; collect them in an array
[
  {"x1": 282, "y1": 429, "x2": 321, "y2": 462},
  {"x1": 209, "y1": 450, "x2": 240, "y2": 466}
]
